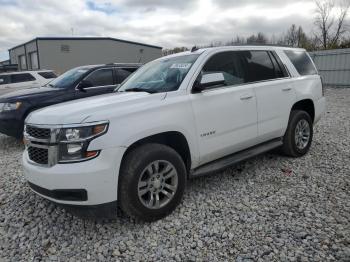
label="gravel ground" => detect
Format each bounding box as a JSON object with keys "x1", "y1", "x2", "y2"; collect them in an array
[{"x1": 0, "y1": 87, "x2": 349, "y2": 262}]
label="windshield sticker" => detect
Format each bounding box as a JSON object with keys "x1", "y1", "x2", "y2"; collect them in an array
[{"x1": 170, "y1": 63, "x2": 192, "y2": 69}]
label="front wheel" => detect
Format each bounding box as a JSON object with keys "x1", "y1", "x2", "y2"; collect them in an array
[
  {"x1": 118, "y1": 143, "x2": 186, "y2": 221},
  {"x1": 282, "y1": 110, "x2": 313, "y2": 157}
]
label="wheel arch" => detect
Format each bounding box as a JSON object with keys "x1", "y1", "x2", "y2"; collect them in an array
[
  {"x1": 291, "y1": 99, "x2": 315, "y2": 123},
  {"x1": 120, "y1": 131, "x2": 192, "y2": 175}
]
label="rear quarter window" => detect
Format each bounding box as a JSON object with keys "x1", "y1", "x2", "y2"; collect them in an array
[
  {"x1": 284, "y1": 50, "x2": 317, "y2": 76},
  {"x1": 38, "y1": 71, "x2": 57, "y2": 79},
  {"x1": 11, "y1": 73, "x2": 36, "y2": 83}
]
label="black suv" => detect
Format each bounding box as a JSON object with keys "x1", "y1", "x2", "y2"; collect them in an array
[{"x1": 0, "y1": 63, "x2": 141, "y2": 138}]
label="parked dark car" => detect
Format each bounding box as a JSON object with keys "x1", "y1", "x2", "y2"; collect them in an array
[{"x1": 0, "y1": 63, "x2": 141, "y2": 138}]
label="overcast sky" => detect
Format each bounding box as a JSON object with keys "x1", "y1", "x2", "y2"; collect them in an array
[{"x1": 0, "y1": 0, "x2": 344, "y2": 61}]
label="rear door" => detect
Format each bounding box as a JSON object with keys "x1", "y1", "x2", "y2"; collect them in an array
[
  {"x1": 190, "y1": 51, "x2": 258, "y2": 164},
  {"x1": 248, "y1": 50, "x2": 296, "y2": 142},
  {"x1": 75, "y1": 68, "x2": 116, "y2": 99}
]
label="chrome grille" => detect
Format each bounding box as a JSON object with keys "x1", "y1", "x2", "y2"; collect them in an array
[
  {"x1": 26, "y1": 125, "x2": 51, "y2": 139},
  {"x1": 28, "y1": 146, "x2": 49, "y2": 165}
]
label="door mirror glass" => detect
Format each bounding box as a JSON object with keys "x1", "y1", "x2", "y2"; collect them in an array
[
  {"x1": 0, "y1": 79, "x2": 4, "y2": 84},
  {"x1": 193, "y1": 72, "x2": 225, "y2": 92}
]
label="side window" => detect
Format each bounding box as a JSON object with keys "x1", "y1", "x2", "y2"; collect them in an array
[
  {"x1": 284, "y1": 50, "x2": 317, "y2": 76},
  {"x1": 116, "y1": 68, "x2": 137, "y2": 84},
  {"x1": 11, "y1": 73, "x2": 36, "y2": 83},
  {"x1": 84, "y1": 69, "x2": 114, "y2": 87},
  {"x1": 0, "y1": 75, "x2": 10, "y2": 85},
  {"x1": 242, "y1": 51, "x2": 276, "y2": 82},
  {"x1": 202, "y1": 51, "x2": 245, "y2": 86},
  {"x1": 270, "y1": 52, "x2": 289, "y2": 78},
  {"x1": 38, "y1": 72, "x2": 57, "y2": 79}
]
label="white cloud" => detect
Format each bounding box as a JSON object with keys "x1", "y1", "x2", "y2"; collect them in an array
[{"x1": 0, "y1": 0, "x2": 347, "y2": 61}]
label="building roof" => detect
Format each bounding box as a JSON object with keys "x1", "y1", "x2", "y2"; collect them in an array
[{"x1": 8, "y1": 36, "x2": 162, "y2": 51}]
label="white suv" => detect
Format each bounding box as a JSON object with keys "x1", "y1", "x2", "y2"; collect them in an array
[
  {"x1": 0, "y1": 70, "x2": 56, "y2": 96},
  {"x1": 23, "y1": 46, "x2": 326, "y2": 221}
]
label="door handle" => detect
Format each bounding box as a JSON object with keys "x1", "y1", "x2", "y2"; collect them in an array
[
  {"x1": 282, "y1": 87, "x2": 292, "y2": 91},
  {"x1": 240, "y1": 94, "x2": 254, "y2": 100}
]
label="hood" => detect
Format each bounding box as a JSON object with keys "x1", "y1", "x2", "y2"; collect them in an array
[
  {"x1": 26, "y1": 91, "x2": 166, "y2": 125},
  {"x1": 0, "y1": 86, "x2": 60, "y2": 102}
]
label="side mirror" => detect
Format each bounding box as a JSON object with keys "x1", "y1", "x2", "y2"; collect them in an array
[
  {"x1": 193, "y1": 73, "x2": 225, "y2": 92},
  {"x1": 77, "y1": 80, "x2": 93, "y2": 91}
]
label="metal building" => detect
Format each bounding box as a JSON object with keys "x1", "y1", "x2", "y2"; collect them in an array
[
  {"x1": 8, "y1": 37, "x2": 162, "y2": 74},
  {"x1": 309, "y1": 48, "x2": 350, "y2": 87}
]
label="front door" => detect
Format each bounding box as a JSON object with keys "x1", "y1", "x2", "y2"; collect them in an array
[
  {"x1": 75, "y1": 68, "x2": 116, "y2": 99},
  {"x1": 190, "y1": 51, "x2": 258, "y2": 165}
]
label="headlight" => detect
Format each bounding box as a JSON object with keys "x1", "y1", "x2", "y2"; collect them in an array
[
  {"x1": 0, "y1": 102, "x2": 22, "y2": 112},
  {"x1": 57, "y1": 122, "x2": 108, "y2": 163}
]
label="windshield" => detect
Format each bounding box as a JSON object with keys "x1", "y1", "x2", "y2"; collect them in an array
[
  {"x1": 47, "y1": 67, "x2": 89, "y2": 89},
  {"x1": 118, "y1": 54, "x2": 199, "y2": 93}
]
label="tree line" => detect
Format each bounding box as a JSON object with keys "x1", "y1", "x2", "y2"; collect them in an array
[{"x1": 163, "y1": 0, "x2": 350, "y2": 56}]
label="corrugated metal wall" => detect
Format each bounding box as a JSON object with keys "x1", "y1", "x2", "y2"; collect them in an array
[{"x1": 309, "y1": 48, "x2": 350, "y2": 87}]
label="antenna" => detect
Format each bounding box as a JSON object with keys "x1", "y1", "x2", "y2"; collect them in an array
[{"x1": 138, "y1": 48, "x2": 144, "y2": 63}]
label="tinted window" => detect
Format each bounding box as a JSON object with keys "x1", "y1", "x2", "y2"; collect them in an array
[
  {"x1": 269, "y1": 52, "x2": 288, "y2": 78},
  {"x1": 284, "y1": 50, "x2": 317, "y2": 76},
  {"x1": 38, "y1": 72, "x2": 57, "y2": 79},
  {"x1": 242, "y1": 51, "x2": 276, "y2": 82},
  {"x1": 0, "y1": 75, "x2": 10, "y2": 85},
  {"x1": 117, "y1": 68, "x2": 137, "y2": 83},
  {"x1": 85, "y1": 69, "x2": 114, "y2": 87},
  {"x1": 11, "y1": 73, "x2": 36, "y2": 83},
  {"x1": 202, "y1": 51, "x2": 245, "y2": 86}
]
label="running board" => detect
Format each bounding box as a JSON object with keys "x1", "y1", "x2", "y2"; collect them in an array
[{"x1": 190, "y1": 138, "x2": 283, "y2": 178}]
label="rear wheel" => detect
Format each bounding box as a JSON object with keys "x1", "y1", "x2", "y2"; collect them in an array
[
  {"x1": 282, "y1": 110, "x2": 313, "y2": 157},
  {"x1": 118, "y1": 143, "x2": 186, "y2": 221}
]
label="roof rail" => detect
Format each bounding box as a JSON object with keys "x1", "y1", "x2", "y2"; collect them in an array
[
  {"x1": 191, "y1": 46, "x2": 199, "y2": 52},
  {"x1": 104, "y1": 63, "x2": 143, "y2": 67}
]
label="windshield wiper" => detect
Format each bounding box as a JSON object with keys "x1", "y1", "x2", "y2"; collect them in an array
[{"x1": 122, "y1": 87, "x2": 153, "y2": 94}]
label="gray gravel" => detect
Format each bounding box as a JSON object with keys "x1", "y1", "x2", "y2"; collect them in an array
[{"x1": 0, "y1": 87, "x2": 349, "y2": 262}]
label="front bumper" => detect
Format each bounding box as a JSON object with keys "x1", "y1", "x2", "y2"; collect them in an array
[{"x1": 23, "y1": 146, "x2": 126, "y2": 206}]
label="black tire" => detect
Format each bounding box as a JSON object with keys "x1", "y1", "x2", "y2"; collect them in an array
[
  {"x1": 282, "y1": 110, "x2": 313, "y2": 157},
  {"x1": 118, "y1": 143, "x2": 187, "y2": 222}
]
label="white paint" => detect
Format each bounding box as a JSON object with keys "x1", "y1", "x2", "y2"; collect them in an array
[{"x1": 23, "y1": 45, "x2": 326, "y2": 206}]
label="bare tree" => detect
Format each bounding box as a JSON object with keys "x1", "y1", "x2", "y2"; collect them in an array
[
  {"x1": 314, "y1": 0, "x2": 349, "y2": 49},
  {"x1": 285, "y1": 24, "x2": 299, "y2": 46},
  {"x1": 246, "y1": 32, "x2": 268, "y2": 44},
  {"x1": 162, "y1": 47, "x2": 189, "y2": 56}
]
